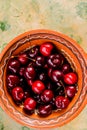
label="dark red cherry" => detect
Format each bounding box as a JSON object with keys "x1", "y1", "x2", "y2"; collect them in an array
[
  {"x1": 65, "y1": 86, "x2": 77, "y2": 98},
  {"x1": 19, "y1": 67, "x2": 25, "y2": 76},
  {"x1": 24, "y1": 97, "x2": 36, "y2": 111},
  {"x1": 39, "y1": 72, "x2": 47, "y2": 82},
  {"x1": 28, "y1": 46, "x2": 39, "y2": 58},
  {"x1": 24, "y1": 66, "x2": 36, "y2": 80},
  {"x1": 35, "y1": 56, "x2": 45, "y2": 67},
  {"x1": 40, "y1": 42, "x2": 53, "y2": 56},
  {"x1": 47, "y1": 54, "x2": 64, "y2": 68},
  {"x1": 7, "y1": 75, "x2": 20, "y2": 88},
  {"x1": 12, "y1": 87, "x2": 24, "y2": 101},
  {"x1": 41, "y1": 89, "x2": 54, "y2": 103},
  {"x1": 62, "y1": 64, "x2": 71, "y2": 74},
  {"x1": 38, "y1": 104, "x2": 52, "y2": 117},
  {"x1": 55, "y1": 96, "x2": 70, "y2": 109},
  {"x1": 51, "y1": 70, "x2": 63, "y2": 82},
  {"x1": 64, "y1": 72, "x2": 78, "y2": 85},
  {"x1": 32, "y1": 80, "x2": 45, "y2": 94},
  {"x1": 7, "y1": 58, "x2": 20, "y2": 73},
  {"x1": 18, "y1": 53, "x2": 28, "y2": 65}
]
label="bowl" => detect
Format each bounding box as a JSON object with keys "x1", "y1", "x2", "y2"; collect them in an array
[{"x1": 0, "y1": 29, "x2": 87, "y2": 129}]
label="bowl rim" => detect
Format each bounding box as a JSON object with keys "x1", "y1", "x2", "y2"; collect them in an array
[{"x1": 0, "y1": 29, "x2": 87, "y2": 129}]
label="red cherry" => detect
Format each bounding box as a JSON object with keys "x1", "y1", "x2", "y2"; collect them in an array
[
  {"x1": 65, "y1": 86, "x2": 77, "y2": 98},
  {"x1": 38, "y1": 104, "x2": 52, "y2": 117},
  {"x1": 32, "y1": 80, "x2": 45, "y2": 94},
  {"x1": 64, "y1": 72, "x2": 78, "y2": 85},
  {"x1": 24, "y1": 97, "x2": 36, "y2": 111},
  {"x1": 7, "y1": 75, "x2": 20, "y2": 88},
  {"x1": 24, "y1": 66, "x2": 36, "y2": 80},
  {"x1": 51, "y1": 70, "x2": 63, "y2": 82},
  {"x1": 18, "y1": 53, "x2": 28, "y2": 65},
  {"x1": 12, "y1": 87, "x2": 24, "y2": 101},
  {"x1": 41, "y1": 89, "x2": 54, "y2": 103},
  {"x1": 7, "y1": 58, "x2": 20, "y2": 73},
  {"x1": 40, "y1": 42, "x2": 53, "y2": 56},
  {"x1": 55, "y1": 96, "x2": 70, "y2": 109}
]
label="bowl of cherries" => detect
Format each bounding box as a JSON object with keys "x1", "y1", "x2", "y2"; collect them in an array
[{"x1": 0, "y1": 30, "x2": 87, "y2": 129}]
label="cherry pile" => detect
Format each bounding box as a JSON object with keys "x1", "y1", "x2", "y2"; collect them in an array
[{"x1": 6, "y1": 42, "x2": 78, "y2": 117}]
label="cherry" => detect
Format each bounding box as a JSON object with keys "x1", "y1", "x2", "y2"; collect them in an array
[
  {"x1": 19, "y1": 67, "x2": 25, "y2": 76},
  {"x1": 12, "y1": 87, "x2": 24, "y2": 101},
  {"x1": 51, "y1": 70, "x2": 63, "y2": 82},
  {"x1": 65, "y1": 86, "x2": 77, "y2": 98},
  {"x1": 28, "y1": 46, "x2": 39, "y2": 58},
  {"x1": 35, "y1": 56, "x2": 45, "y2": 67},
  {"x1": 7, "y1": 58, "x2": 20, "y2": 73},
  {"x1": 24, "y1": 97, "x2": 36, "y2": 111},
  {"x1": 62, "y1": 64, "x2": 71, "y2": 74},
  {"x1": 32, "y1": 80, "x2": 45, "y2": 94},
  {"x1": 64, "y1": 72, "x2": 78, "y2": 85},
  {"x1": 47, "y1": 54, "x2": 64, "y2": 68},
  {"x1": 39, "y1": 72, "x2": 47, "y2": 82},
  {"x1": 24, "y1": 66, "x2": 36, "y2": 80},
  {"x1": 38, "y1": 104, "x2": 52, "y2": 117},
  {"x1": 40, "y1": 42, "x2": 53, "y2": 56},
  {"x1": 41, "y1": 89, "x2": 54, "y2": 103},
  {"x1": 18, "y1": 53, "x2": 28, "y2": 65},
  {"x1": 55, "y1": 96, "x2": 70, "y2": 109},
  {"x1": 7, "y1": 75, "x2": 20, "y2": 88}
]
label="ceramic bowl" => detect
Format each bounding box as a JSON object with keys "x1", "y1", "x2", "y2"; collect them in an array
[{"x1": 0, "y1": 30, "x2": 87, "y2": 129}]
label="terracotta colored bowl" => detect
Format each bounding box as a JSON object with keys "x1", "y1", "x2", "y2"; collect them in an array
[{"x1": 0, "y1": 30, "x2": 87, "y2": 129}]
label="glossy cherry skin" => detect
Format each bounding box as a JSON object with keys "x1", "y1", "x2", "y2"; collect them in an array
[
  {"x1": 51, "y1": 70, "x2": 63, "y2": 82},
  {"x1": 65, "y1": 86, "x2": 77, "y2": 98},
  {"x1": 7, "y1": 58, "x2": 20, "y2": 73},
  {"x1": 35, "y1": 56, "x2": 45, "y2": 67},
  {"x1": 41, "y1": 89, "x2": 54, "y2": 103},
  {"x1": 40, "y1": 42, "x2": 53, "y2": 56},
  {"x1": 12, "y1": 87, "x2": 24, "y2": 101},
  {"x1": 28, "y1": 46, "x2": 39, "y2": 58},
  {"x1": 64, "y1": 72, "x2": 78, "y2": 85},
  {"x1": 7, "y1": 75, "x2": 20, "y2": 88},
  {"x1": 32, "y1": 80, "x2": 45, "y2": 94},
  {"x1": 24, "y1": 66, "x2": 36, "y2": 80},
  {"x1": 38, "y1": 104, "x2": 52, "y2": 117},
  {"x1": 24, "y1": 97, "x2": 36, "y2": 111},
  {"x1": 18, "y1": 53, "x2": 28, "y2": 65},
  {"x1": 55, "y1": 96, "x2": 70, "y2": 109},
  {"x1": 47, "y1": 54, "x2": 64, "y2": 68}
]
